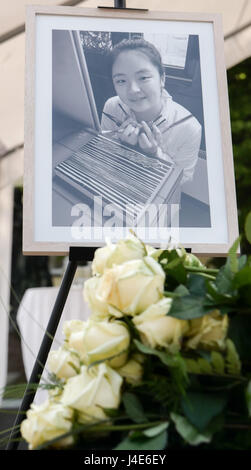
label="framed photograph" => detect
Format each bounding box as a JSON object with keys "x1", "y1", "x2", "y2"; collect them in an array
[{"x1": 23, "y1": 6, "x2": 239, "y2": 255}]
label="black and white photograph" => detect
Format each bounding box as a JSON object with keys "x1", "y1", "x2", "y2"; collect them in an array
[
  {"x1": 23, "y1": 8, "x2": 238, "y2": 254},
  {"x1": 52, "y1": 28, "x2": 210, "y2": 234}
]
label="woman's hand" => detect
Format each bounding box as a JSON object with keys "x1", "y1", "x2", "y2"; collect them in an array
[
  {"x1": 138, "y1": 122, "x2": 163, "y2": 156},
  {"x1": 117, "y1": 118, "x2": 140, "y2": 146}
]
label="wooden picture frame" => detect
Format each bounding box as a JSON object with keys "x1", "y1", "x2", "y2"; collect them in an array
[{"x1": 23, "y1": 5, "x2": 239, "y2": 256}]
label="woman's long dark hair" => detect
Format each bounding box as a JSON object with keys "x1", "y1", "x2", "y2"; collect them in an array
[{"x1": 110, "y1": 38, "x2": 165, "y2": 78}]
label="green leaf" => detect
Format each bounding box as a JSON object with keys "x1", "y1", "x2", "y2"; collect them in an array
[
  {"x1": 184, "y1": 253, "x2": 204, "y2": 269},
  {"x1": 114, "y1": 430, "x2": 168, "y2": 450},
  {"x1": 163, "y1": 290, "x2": 184, "y2": 299},
  {"x1": 166, "y1": 257, "x2": 183, "y2": 270},
  {"x1": 211, "y1": 351, "x2": 225, "y2": 374},
  {"x1": 197, "y1": 358, "x2": 213, "y2": 374},
  {"x1": 133, "y1": 340, "x2": 184, "y2": 369},
  {"x1": 133, "y1": 339, "x2": 157, "y2": 356},
  {"x1": 228, "y1": 236, "x2": 241, "y2": 274},
  {"x1": 206, "y1": 280, "x2": 238, "y2": 304},
  {"x1": 238, "y1": 255, "x2": 247, "y2": 270},
  {"x1": 215, "y1": 264, "x2": 235, "y2": 296},
  {"x1": 244, "y1": 211, "x2": 251, "y2": 243},
  {"x1": 170, "y1": 413, "x2": 212, "y2": 446},
  {"x1": 122, "y1": 392, "x2": 147, "y2": 424},
  {"x1": 187, "y1": 273, "x2": 207, "y2": 296},
  {"x1": 184, "y1": 354, "x2": 224, "y2": 376},
  {"x1": 133, "y1": 339, "x2": 167, "y2": 359},
  {"x1": 245, "y1": 380, "x2": 251, "y2": 417},
  {"x1": 181, "y1": 392, "x2": 226, "y2": 432},
  {"x1": 174, "y1": 285, "x2": 190, "y2": 296},
  {"x1": 160, "y1": 250, "x2": 187, "y2": 287},
  {"x1": 185, "y1": 351, "x2": 216, "y2": 375},
  {"x1": 133, "y1": 340, "x2": 188, "y2": 400},
  {"x1": 184, "y1": 359, "x2": 201, "y2": 374},
  {"x1": 233, "y1": 265, "x2": 251, "y2": 288},
  {"x1": 225, "y1": 339, "x2": 242, "y2": 375},
  {"x1": 184, "y1": 357, "x2": 214, "y2": 375},
  {"x1": 168, "y1": 295, "x2": 213, "y2": 320},
  {"x1": 102, "y1": 408, "x2": 121, "y2": 418},
  {"x1": 198, "y1": 349, "x2": 212, "y2": 361},
  {"x1": 143, "y1": 422, "x2": 169, "y2": 437}
]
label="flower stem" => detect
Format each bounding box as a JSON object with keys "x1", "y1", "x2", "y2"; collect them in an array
[
  {"x1": 185, "y1": 266, "x2": 219, "y2": 275},
  {"x1": 86, "y1": 420, "x2": 163, "y2": 433}
]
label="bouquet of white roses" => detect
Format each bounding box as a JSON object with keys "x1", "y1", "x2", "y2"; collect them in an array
[{"x1": 20, "y1": 233, "x2": 251, "y2": 450}]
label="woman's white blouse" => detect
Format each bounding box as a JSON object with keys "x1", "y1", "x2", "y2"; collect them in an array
[{"x1": 101, "y1": 90, "x2": 202, "y2": 185}]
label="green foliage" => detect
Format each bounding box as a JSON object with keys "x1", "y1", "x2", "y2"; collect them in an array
[
  {"x1": 245, "y1": 212, "x2": 251, "y2": 244},
  {"x1": 210, "y1": 351, "x2": 225, "y2": 374},
  {"x1": 122, "y1": 392, "x2": 147, "y2": 424},
  {"x1": 233, "y1": 264, "x2": 251, "y2": 288},
  {"x1": 143, "y1": 422, "x2": 169, "y2": 437},
  {"x1": 134, "y1": 339, "x2": 189, "y2": 401},
  {"x1": 181, "y1": 392, "x2": 226, "y2": 432},
  {"x1": 114, "y1": 426, "x2": 168, "y2": 450},
  {"x1": 163, "y1": 238, "x2": 251, "y2": 327},
  {"x1": 168, "y1": 293, "x2": 213, "y2": 320},
  {"x1": 183, "y1": 341, "x2": 242, "y2": 379},
  {"x1": 16, "y1": 233, "x2": 251, "y2": 451},
  {"x1": 245, "y1": 381, "x2": 251, "y2": 417},
  {"x1": 159, "y1": 249, "x2": 187, "y2": 290},
  {"x1": 40, "y1": 373, "x2": 65, "y2": 391},
  {"x1": 170, "y1": 413, "x2": 213, "y2": 446},
  {"x1": 14, "y1": 210, "x2": 251, "y2": 451},
  {"x1": 225, "y1": 339, "x2": 242, "y2": 376},
  {"x1": 227, "y1": 60, "x2": 251, "y2": 255}
]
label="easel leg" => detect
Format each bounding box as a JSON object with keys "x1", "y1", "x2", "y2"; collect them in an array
[{"x1": 6, "y1": 259, "x2": 78, "y2": 450}]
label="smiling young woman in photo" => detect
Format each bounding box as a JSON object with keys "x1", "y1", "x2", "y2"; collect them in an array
[{"x1": 101, "y1": 38, "x2": 202, "y2": 184}]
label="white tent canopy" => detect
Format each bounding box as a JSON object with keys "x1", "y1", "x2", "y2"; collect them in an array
[
  {"x1": 1, "y1": 0, "x2": 251, "y2": 156},
  {"x1": 0, "y1": 0, "x2": 250, "y2": 396}
]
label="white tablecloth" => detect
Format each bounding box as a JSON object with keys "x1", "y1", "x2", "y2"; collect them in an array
[{"x1": 17, "y1": 284, "x2": 91, "y2": 404}]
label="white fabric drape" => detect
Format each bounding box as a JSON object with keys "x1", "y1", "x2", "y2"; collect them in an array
[{"x1": 16, "y1": 284, "x2": 91, "y2": 404}]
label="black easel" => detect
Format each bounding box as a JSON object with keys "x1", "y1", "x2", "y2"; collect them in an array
[
  {"x1": 6, "y1": 247, "x2": 96, "y2": 450},
  {"x1": 98, "y1": 0, "x2": 148, "y2": 11},
  {"x1": 6, "y1": 0, "x2": 148, "y2": 451}
]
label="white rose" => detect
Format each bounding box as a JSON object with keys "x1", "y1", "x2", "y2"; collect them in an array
[
  {"x1": 133, "y1": 298, "x2": 189, "y2": 351},
  {"x1": 63, "y1": 319, "x2": 85, "y2": 338},
  {"x1": 117, "y1": 357, "x2": 143, "y2": 385},
  {"x1": 64, "y1": 318, "x2": 130, "y2": 368},
  {"x1": 48, "y1": 387, "x2": 64, "y2": 401},
  {"x1": 47, "y1": 346, "x2": 81, "y2": 379},
  {"x1": 92, "y1": 236, "x2": 146, "y2": 275},
  {"x1": 77, "y1": 405, "x2": 107, "y2": 424},
  {"x1": 20, "y1": 400, "x2": 73, "y2": 450},
  {"x1": 185, "y1": 310, "x2": 229, "y2": 351},
  {"x1": 95, "y1": 257, "x2": 165, "y2": 316},
  {"x1": 61, "y1": 363, "x2": 123, "y2": 411},
  {"x1": 83, "y1": 276, "x2": 118, "y2": 320}
]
